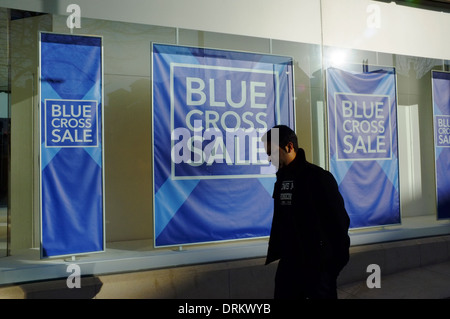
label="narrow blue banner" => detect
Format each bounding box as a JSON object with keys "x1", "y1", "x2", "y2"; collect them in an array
[
  {"x1": 327, "y1": 67, "x2": 400, "y2": 228},
  {"x1": 39, "y1": 33, "x2": 104, "y2": 258},
  {"x1": 432, "y1": 71, "x2": 450, "y2": 219},
  {"x1": 152, "y1": 43, "x2": 294, "y2": 247}
]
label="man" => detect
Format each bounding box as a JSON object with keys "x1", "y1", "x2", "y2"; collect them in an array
[{"x1": 262, "y1": 125, "x2": 350, "y2": 299}]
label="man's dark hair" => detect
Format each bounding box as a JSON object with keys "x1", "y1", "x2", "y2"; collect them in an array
[{"x1": 262, "y1": 125, "x2": 298, "y2": 152}]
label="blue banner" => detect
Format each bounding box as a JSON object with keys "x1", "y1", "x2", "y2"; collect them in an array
[
  {"x1": 432, "y1": 71, "x2": 450, "y2": 219},
  {"x1": 39, "y1": 33, "x2": 104, "y2": 258},
  {"x1": 152, "y1": 44, "x2": 294, "y2": 246},
  {"x1": 327, "y1": 67, "x2": 400, "y2": 228}
]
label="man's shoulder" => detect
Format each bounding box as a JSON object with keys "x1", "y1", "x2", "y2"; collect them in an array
[
  {"x1": 303, "y1": 160, "x2": 327, "y2": 175},
  {"x1": 302, "y1": 161, "x2": 337, "y2": 184}
]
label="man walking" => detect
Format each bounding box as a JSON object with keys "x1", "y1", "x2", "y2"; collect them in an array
[{"x1": 262, "y1": 125, "x2": 350, "y2": 299}]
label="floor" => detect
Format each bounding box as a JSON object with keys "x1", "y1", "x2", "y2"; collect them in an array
[{"x1": 338, "y1": 260, "x2": 450, "y2": 299}]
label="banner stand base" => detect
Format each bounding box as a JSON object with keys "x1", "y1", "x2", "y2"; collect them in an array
[{"x1": 173, "y1": 246, "x2": 185, "y2": 252}]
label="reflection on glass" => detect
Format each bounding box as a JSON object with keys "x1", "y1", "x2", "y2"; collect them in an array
[
  {"x1": 0, "y1": 93, "x2": 8, "y2": 258},
  {"x1": 0, "y1": 7, "x2": 9, "y2": 257}
]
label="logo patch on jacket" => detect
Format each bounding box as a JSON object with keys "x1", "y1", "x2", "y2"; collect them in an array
[{"x1": 280, "y1": 180, "x2": 294, "y2": 205}]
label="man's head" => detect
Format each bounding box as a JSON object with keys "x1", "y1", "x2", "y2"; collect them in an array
[{"x1": 262, "y1": 125, "x2": 298, "y2": 170}]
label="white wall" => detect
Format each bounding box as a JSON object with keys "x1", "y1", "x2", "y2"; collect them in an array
[
  {"x1": 321, "y1": 0, "x2": 450, "y2": 60},
  {"x1": 0, "y1": 0, "x2": 323, "y2": 44},
  {"x1": 1, "y1": 0, "x2": 448, "y2": 59}
]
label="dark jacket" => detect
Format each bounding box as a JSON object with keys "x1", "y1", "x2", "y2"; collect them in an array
[{"x1": 265, "y1": 148, "x2": 350, "y2": 276}]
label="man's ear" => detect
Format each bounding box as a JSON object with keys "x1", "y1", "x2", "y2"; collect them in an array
[{"x1": 285, "y1": 142, "x2": 294, "y2": 153}]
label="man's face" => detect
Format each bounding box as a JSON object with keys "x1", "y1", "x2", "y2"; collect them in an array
[{"x1": 263, "y1": 141, "x2": 290, "y2": 170}]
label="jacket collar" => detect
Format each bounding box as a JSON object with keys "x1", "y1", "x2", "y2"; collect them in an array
[{"x1": 276, "y1": 148, "x2": 307, "y2": 178}]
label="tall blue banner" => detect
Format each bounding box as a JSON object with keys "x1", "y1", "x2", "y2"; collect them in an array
[
  {"x1": 327, "y1": 67, "x2": 400, "y2": 228},
  {"x1": 432, "y1": 71, "x2": 450, "y2": 219},
  {"x1": 39, "y1": 33, "x2": 104, "y2": 258},
  {"x1": 152, "y1": 43, "x2": 294, "y2": 247}
]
